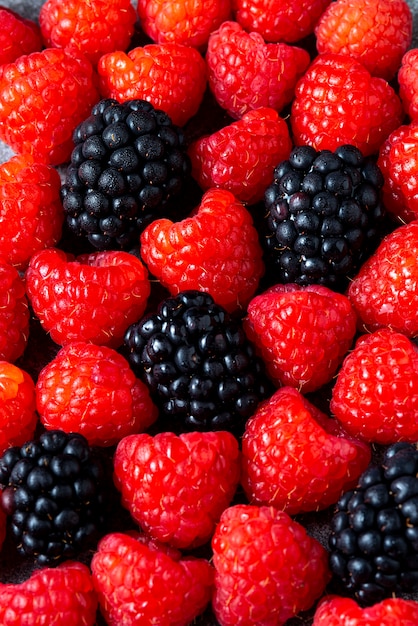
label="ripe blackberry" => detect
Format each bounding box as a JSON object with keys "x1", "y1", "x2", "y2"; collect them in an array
[
  {"x1": 263, "y1": 144, "x2": 385, "y2": 291},
  {"x1": 329, "y1": 443, "x2": 418, "y2": 605},
  {"x1": 61, "y1": 98, "x2": 192, "y2": 251},
  {"x1": 0, "y1": 430, "x2": 107, "y2": 565},
  {"x1": 123, "y1": 290, "x2": 269, "y2": 435}
]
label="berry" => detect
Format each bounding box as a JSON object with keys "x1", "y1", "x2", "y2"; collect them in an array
[
  {"x1": 398, "y1": 48, "x2": 418, "y2": 121},
  {"x1": 0, "y1": 429, "x2": 108, "y2": 564},
  {"x1": 39, "y1": 0, "x2": 137, "y2": 65},
  {"x1": 206, "y1": 20, "x2": 310, "y2": 119},
  {"x1": 0, "y1": 259, "x2": 29, "y2": 363},
  {"x1": 0, "y1": 154, "x2": 63, "y2": 270},
  {"x1": 313, "y1": 595, "x2": 418, "y2": 625},
  {"x1": 262, "y1": 144, "x2": 386, "y2": 290},
  {"x1": 315, "y1": 0, "x2": 413, "y2": 81},
  {"x1": 290, "y1": 53, "x2": 404, "y2": 156},
  {"x1": 241, "y1": 386, "x2": 371, "y2": 515},
  {"x1": 244, "y1": 283, "x2": 357, "y2": 392},
  {"x1": 123, "y1": 290, "x2": 268, "y2": 434},
  {"x1": 98, "y1": 43, "x2": 207, "y2": 127},
  {"x1": 140, "y1": 189, "x2": 265, "y2": 313},
  {"x1": 0, "y1": 362, "x2": 37, "y2": 458},
  {"x1": 0, "y1": 6, "x2": 42, "y2": 66},
  {"x1": 328, "y1": 443, "x2": 418, "y2": 604},
  {"x1": 189, "y1": 107, "x2": 292, "y2": 205},
  {"x1": 137, "y1": 0, "x2": 232, "y2": 49},
  {"x1": 330, "y1": 329, "x2": 418, "y2": 445},
  {"x1": 0, "y1": 507, "x2": 5, "y2": 551},
  {"x1": 91, "y1": 531, "x2": 214, "y2": 625},
  {"x1": 0, "y1": 47, "x2": 100, "y2": 166},
  {"x1": 36, "y1": 342, "x2": 158, "y2": 447},
  {"x1": 0, "y1": 561, "x2": 98, "y2": 625},
  {"x1": 25, "y1": 247, "x2": 151, "y2": 348},
  {"x1": 61, "y1": 98, "x2": 192, "y2": 251},
  {"x1": 114, "y1": 430, "x2": 240, "y2": 549},
  {"x1": 347, "y1": 220, "x2": 418, "y2": 337},
  {"x1": 212, "y1": 504, "x2": 331, "y2": 625}
]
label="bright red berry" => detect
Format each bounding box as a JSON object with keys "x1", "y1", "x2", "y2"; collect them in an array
[
  {"x1": 315, "y1": 0, "x2": 413, "y2": 81},
  {"x1": 25, "y1": 248, "x2": 151, "y2": 348},
  {"x1": 189, "y1": 107, "x2": 292, "y2": 204},
  {"x1": 212, "y1": 504, "x2": 331, "y2": 626},
  {"x1": 91, "y1": 531, "x2": 214, "y2": 625},
  {"x1": 398, "y1": 48, "x2": 418, "y2": 121},
  {"x1": 290, "y1": 53, "x2": 404, "y2": 156},
  {"x1": 113, "y1": 430, "x2": 240, "y2": 549},
  {"x1": 206, "y1": 20, "x2": 310, "y2": 119},
  {"x1": 313, "y1": 595, "x2": 418, "y2": 626},
  {"x1": 0, "y1": 260, "x2": 29, "y2": 363},
  {"x1": 347, "y1": 221, "x2": 418, "y2": 337},
  {"x1": 243, "y1": 283, "x2": 357, "y2": 393},
  {"x1": 0, "y1": 561, "x2": 98, "y2": 625},
  {"x1": 0, "y1": 6, "x2": 42, "y2": 66},
  {"x1": 36, "y1": 342, "x2": 158, "y2": 447},
  {"x1": 0, "y1": 361, "x2": 37, "y2": 457},
  {"x1": 98, "y1": 42, "x2": 207, "y2": 127},
  {"x1": 331, "y1": 328, "x2": 418, "y2": 444},
  {"x1": 140, "y1": 188, "x2": 264, "y2": 313}
]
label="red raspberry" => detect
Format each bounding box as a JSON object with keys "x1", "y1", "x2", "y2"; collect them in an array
[
  {"x1": 212, "y1": 504, "x2": 331, "y2": 625},
  {"x1": 98, "y1": 42, "x2": 207, "y2": 127},
  {"x1": 206, "y1": 21, "x2": 310, "y2": 119},
  {"x1": 0, "y1": 361, "x2": 37, "y2": 457},
  {"x1": 313, "y1": 595, "x2": 418, "y2": 626},
  {"x1": 0, "y1": 561, "x2": 98, "y2": 625},
  {"x1": 36, "y1": 342, "x2": 158, "y2": 447},
  {"x1": 137, "y1": 0, "x2": 232, "y2": 49},
  {"x1": 232, "y1": 0, "x2": 332, "y2": 43},
  {"x1": 241, "y1": 386, "x2": 371, "y2": 515},
  {"x1": 243, "y1": 284, "x2": 357, "y2": 393},
  {"x1": 189, "y1": 107, "x2": 292, "y2": 204},
  {"x1": 140, "y1": 188, "x2": 264, "y2": 313},
  {"x1": 290, "y1": 53, "x2": 404, "y2": 156},
  {"x1": 0, "y1": 260, "x2": 29, "y2": 363},
  {"x1": 0, "y1": 6, "x2": 42, "y2": 66},
  {"x1": 0, "y1": 47, "x2": 100, "y2": 165},
  {"x1": 398, "y1": 48, "x2": 418, "y2": 121},
  {"x1": 25, "y1": 248, "x2": 151, "y2": 348},
  {"x1": 113, "y1": 430, "x2": 240, "y2": 549},
  {"x1": 39, "y1": 0, "x2": 137, "y2": 66},
  {"x1": 0, "y1": 155, "x2": 63, "y2": 270},
  {"x1": 330, "y1": 328, "x2": 418, "y2": 444},
  {"x1": 91, "y1": 531, "x2": 214, "y2": 625},
  {"x1": 347, "y1": 221, "x2": 418, "y2": 337},
  {"x1": 315, "y1": 0, "x2": 413, "y2": 81}
]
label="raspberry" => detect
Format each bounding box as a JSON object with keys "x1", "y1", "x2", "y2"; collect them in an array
[
  {"x1": 206, "y1": 21, "x2": 310, "y2": 119},
  {"x1": 347, "y1": 221, "x2": 418, "y2": 337},
  {"x1": 113, "y1": 430, "x2": 240, "y2": 549},
  {"x1": 0, "y1": 47, "x2": 100, "y2": 166},
  {"x1": 137, "y1": 0, "x2": 232, "y2": 48},
  {"x1": 189, "y1": 107, "x2": 292, "y2": 205},
  {"x1": 241, "y1": 387, "x2": 371, "y2": 515},
  {"x1": 330, "y1": 329, "x2": 418, "y2": 445},
  {"x1": 0, "y1": 259, "x2": 29, "y2": 363},
  {"x1": 25, "y1": 247, "x2": 151, "y2": 348},
  {"x1": 313, "y1": 595, "x2": 418, "y2": 625},
  {"x1": 91, "y1": 531, "x2": 214, "y2": 625},
  {"x1": 315, "y1": 0, "x2": 413, "y2": 81},
  {"x1": 140, "y1": 189, "x2": 265, "y2": 313},
  {"x1": 36, "y1": 342, "x2": 158, "y2": 447},
  {"x1": 0, "y1": 362, "x2": 36, "y2": 458},
  {"x1": 0, "y1": 561, "x2": 98, "y2": 625},
  {"x1": 244, "y1": 283, "x2": 357, "y2": 393},
  {"x1": 98, "y1": 43, "x2": 207, "y2": 128},
  {"x1": 0, "y1": 155, "x2": 63, "y2": 270},
  {"x1": 0, "y1": 6, "x2": 42, "y2": 66},
  {"x1": 398, "y1": 48, "x2": 418, "y2": 121},
  {"x1": 232, "y1": 0, "x2": 332, "y2": 43},
  {"x1": 212, "y1": 504, "x2": 331, "y2": 625},
  {"x1": 290, "y1": 53, "x2": 404, "y2": 157},
  {"x1": 39, "y1": 0, "x2": 137, "y2": 65}
]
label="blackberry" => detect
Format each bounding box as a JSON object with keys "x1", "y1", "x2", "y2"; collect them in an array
[
  {"x1": 329, "y1": 443, "x2": 418, "y2": 605},
  {"x1": 61, "y1": 98, "x2": 191, "y2": 251},
  {"x1": 263, "y1": 144, "x2": 385, "y2": 291},
  {"x1": 0, "y1": 430, "x2": 107, "y2": 565},
  {"x1": 123, "y1": 290, "x2": 269, "y2": 435}
]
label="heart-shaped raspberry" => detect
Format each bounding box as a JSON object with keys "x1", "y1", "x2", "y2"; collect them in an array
[{"x1": 313, "y1": 595, "x2": 418, "y2": 625}]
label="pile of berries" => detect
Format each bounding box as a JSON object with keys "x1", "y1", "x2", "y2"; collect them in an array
[{"x1": 0, "y1": 0, "x2": 418, "y2": 625}]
